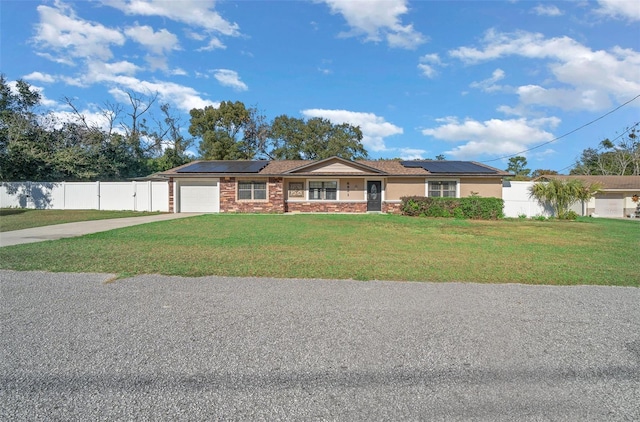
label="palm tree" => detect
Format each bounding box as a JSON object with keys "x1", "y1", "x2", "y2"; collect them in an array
[
  {"x1": 529, "y1": 178, "x2": 601, "y2": 219},
  {"x1": 574, "y1": 180, "x2": 603, "y2": 216}
]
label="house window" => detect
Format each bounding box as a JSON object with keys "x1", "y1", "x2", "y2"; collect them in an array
[
  {"x1": 288, "y1": 182, "x2": 304, "y2": 198},
  {"x1": 238, "y1": 181, "x2": 267, "y2": 200},
  {"x1": 309, "y1": 181, "x2": 337, "y2": 200},
  {"x1": 429, "y1": 181, "x2": 457, "y2": 197}
]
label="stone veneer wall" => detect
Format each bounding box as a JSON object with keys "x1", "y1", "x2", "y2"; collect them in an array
[
  {"x1": 219, "y1": 177, "x2": 285, "y2": 213},
  {"x1": 382, "y1": 202, "x2": 402, "y2": 214},
  {"x1": 286, "y1": 202, "x2": 367, "y2": 213}
]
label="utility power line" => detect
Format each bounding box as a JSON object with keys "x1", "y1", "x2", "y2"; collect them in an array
[{"x1": 480, "y1": 94, "x2": 640, "y2": 164}]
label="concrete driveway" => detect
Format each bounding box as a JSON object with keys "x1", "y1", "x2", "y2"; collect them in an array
[
  {"x1": 0, "y1": 213, "x2": 203, "y2": 247},
  {"x1": 2, "y1": 271, "x2": 639, "y2": 421}
]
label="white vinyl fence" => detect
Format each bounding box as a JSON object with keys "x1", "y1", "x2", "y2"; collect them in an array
[
  {"x1": 0, "y1": 181, "x2": 169, "y2": 212},
  {"x1": 502, "y1": 181, "x2": 553, "y2": 218},
  {"x1": 502, "y1": 180, "x2": 588, "y2": 218},
  {"x1": 1, "y1": 179, "x2": 593, "y2": 217}
]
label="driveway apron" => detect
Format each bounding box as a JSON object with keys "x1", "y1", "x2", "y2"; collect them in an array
[{"x1": 0, "y1": 213, "x2": 203, "y2": 247}]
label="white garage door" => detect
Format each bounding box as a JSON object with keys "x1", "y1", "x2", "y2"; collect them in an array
[
  {"x1": 179, "y1": 180, "x2": 219, "y2": 213},
  {"x1": 595, "y1": 194, "x2": 623, "y2": 218}
]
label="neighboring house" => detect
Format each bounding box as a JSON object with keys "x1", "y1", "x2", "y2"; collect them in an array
[
  {"x1": 158, "y1": 157, "x2": 510, "y2": 213},
  {"x1": 537, "y1": 175, "x2": 640, "y2": 218}
]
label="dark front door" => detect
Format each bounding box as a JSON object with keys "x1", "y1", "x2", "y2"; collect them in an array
[{"x1": 367, "y1": 181, "x2": 382, "y2": 212}]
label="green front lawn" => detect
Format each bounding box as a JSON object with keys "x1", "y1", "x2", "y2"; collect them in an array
[
  {"x1": 0, "y1": 209, "x2": 163, "y2": 232},
  {"x1": 0, "y1": 214, "x2": 638, "y2": 286}
]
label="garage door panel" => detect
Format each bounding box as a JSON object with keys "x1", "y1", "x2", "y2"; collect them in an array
[
  {"x1": 595, "y1": 194, "x2": 623, "y2": 218},
  {"x1": 179, "y1": 180, "x2": 219, "y2": 213}
]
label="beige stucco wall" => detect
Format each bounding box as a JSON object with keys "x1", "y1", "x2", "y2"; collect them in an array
[
  {"x1": 386, "y1": 178, "x2": 426, "y2": 200},
  {"x1": 339, "y1": 178, "x2": 365, "y2": 201},
  {"x1": 284, "y1": 176, "x2": 505, "y2": 202},
  {"x1": 459, "y1": 178, "x2": 503, "y2": 198}
]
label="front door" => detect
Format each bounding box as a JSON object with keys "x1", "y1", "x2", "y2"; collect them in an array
[{"x1": 367, "y1": 181, "x2": 382, "y2": 212}]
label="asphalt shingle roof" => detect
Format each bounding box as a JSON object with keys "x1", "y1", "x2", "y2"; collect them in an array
[
  {"x1": 539, "y1": 175, "x2": 640, "y2": 190},
  {"x1": 159, "y1": 158, "x2": 510, "y2": 177}
]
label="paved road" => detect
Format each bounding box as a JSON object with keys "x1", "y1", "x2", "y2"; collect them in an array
[
  {"x1": 1, "y1": 271, "x2": 639, "y2": 421},
  {"x1": 0, "y1": 213, "x2": 203, "y2": 247}
]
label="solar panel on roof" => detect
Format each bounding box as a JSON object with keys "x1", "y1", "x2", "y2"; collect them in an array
[
  {"x1": 177, "y1": 161, "x2": 270, "y2": 173},
  {"x1": 400, "y1": 161, "x2": 497, "y2": 174}
]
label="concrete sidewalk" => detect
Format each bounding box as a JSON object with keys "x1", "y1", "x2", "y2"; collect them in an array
[{"x1": 0, "y1": 213, "x2": 203, "y2": 247}]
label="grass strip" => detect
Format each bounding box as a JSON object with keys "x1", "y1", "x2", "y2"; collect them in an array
[{"x1": 0, "y1": 214, "x2": 638, "y2": 286}]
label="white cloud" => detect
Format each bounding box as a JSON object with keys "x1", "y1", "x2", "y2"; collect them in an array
[
  {"x1": 420, "y1": 53, "x2": 441, "y2": 64},
  {"x1": 46, "y1": 109, "x2": 117, "y2": 132},
  {"x1": 122, "y1": 24, "x2": 180, "y2": 70},
  {"x1": 110, "y1": 77, "x2": 218, "y2": 111},
  {"x1": 318, "y1": 0, "x2": 426, "y2": 49},
  {"x1": 196, "y1": 37, "x2": 226, "y2": 52},
  {"x1": 418, "y1": 54, "x2": 442, "y2": 78},
  {"x1": 186, "y1": 30, "x2": 207, "y2": 41},
  {"x1": 301, "y1": 108, "x2": 403, "y2": 151},
  {"x1": 124, "y1": 24, "x2": 180, "y2": 55},
  {"x1": 212, "y1": 69, "x2": 248, "y2": 92},
  {"x1": 449, "y1": 29, "x2": 640, "y2": 111},
  {"x1": 34, "y1": 3, "x2": 125, "y2": 62},
  {"x1": 595, "y1": 0, "x2": 640, "y2": 21},
  {"x1": 515, "y1": 85, "x2": 612, "y2": 111},
  {"x1": 450, "y1": 29, "x2": 578, "y2": 63},
  {"x1": 102, "y1": 0, "x2": 241, "y2": 35},
  {"x1": 66, "y1": 63, "x2": 215, "y2": 112},
  {"x1": 422, "y1": 116, "x2": 561, "y2": 159},
  {"x1": 82, "y1": 60, "x2": 140, "y2": 86},
  {"x1": 23, "y1": 72, "x2": 56, "y2": 83},
  {"x1": 417, "y1": 64, "x2": 437, "y2": 78},
  {"x1": 532, "y1": 4, "x2": 563, "y2": 17},
  {"x1": 397, "y1": 148, "x2": 427, "y2": 160},
  {"x1": 470, "y1": 68, "x2": 506, "y2": 93},
  {"x1": 34, "y1": 52, "x2": 75, "y2": 66},
  {"x1": 170, "y1": 68, "x2": 188, "y2": 76}
]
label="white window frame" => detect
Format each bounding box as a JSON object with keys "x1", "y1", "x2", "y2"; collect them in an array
[
  {"x1": 308, "y1": 179, "x2": 338, "y2": 201},
  {"x1": 237, "y1": 180, "x2": 267, "y2": 201},
  {"x1": 427, "y1": 179, "x2": 460, "y2": 198}
]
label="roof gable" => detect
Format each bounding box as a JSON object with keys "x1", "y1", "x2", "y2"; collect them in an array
[{"x1": 284, "y1": 157, "x2": 386, "y2": 175}]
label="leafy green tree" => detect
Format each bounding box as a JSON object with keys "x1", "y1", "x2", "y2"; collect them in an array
[
  {"x1": 571, "y1": 126, "x2": 640, "y2": 175},
  {"x1": 146, "y1": 104, "x2": 193, "y2": 172},
  {"x1": 1, "y1": 77, "x2": 192, "y2": 181},
  {"x1": 0, "y1": 75, "x2": 52, "y2": 181},
  {"x1": 267, "y1": 116, "x2": 367, "y2": 160},
  {"x1": 267, "y1": 115, "x2": 307, "y2": 159},
  {"x1": 531, "y1": 169, "x2": 558, "y2": 179},
  {"x1": 63, "y1": 95, "x2": 154, "y2": 180},
  {"x1": 529, "y1": 178, "x2": 601, "y2": 219},
  {"x1": 189, "y1": 101, "x2": 265, "y2": 160},
  {"x1": 506, "y1": 156, "x2": 531, "y2": 180}
]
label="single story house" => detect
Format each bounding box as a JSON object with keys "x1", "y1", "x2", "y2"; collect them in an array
[
  {"x1": 158, "y1": 157, "x2": 510, "y2": 213},
  {"x1": 537, "y1": 175, "x2": 640, "y2": 218}
]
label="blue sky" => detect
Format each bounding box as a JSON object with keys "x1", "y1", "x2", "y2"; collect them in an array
[{"x1": 1, "y1": 0, "x2": 639, "y2": 172}]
